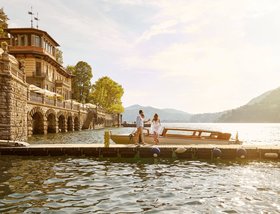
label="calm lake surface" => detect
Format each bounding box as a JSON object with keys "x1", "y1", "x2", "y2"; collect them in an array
[{"x1": 1, "y1": 123, "x2": 280, "y2": 213}]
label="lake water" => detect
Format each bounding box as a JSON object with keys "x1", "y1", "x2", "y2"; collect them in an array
[
  {"x1": 1, "y1": 123, "x2": 280, "y2": 213},
  {"x1": 28, "y1": 123, "x2": 280, "y2": 145}
]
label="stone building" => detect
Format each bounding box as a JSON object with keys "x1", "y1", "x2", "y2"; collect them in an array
[
  {"x1": 4, "y1": 28, "x2": 72, "y2": 100},
  {"x1": 0, "y1": 44, "x2": 120, "y2": 142},
  {"x1": 0, "y1": 11, "x2": 121, "y2": 143}
]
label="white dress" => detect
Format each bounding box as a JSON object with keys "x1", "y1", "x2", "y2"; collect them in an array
[{"x1": 150, "y1": 120, "x2": 162, "y2": 134}]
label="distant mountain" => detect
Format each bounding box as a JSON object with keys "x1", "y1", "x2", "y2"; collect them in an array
[
  {"x1": 123, "y1": 86, "x2": 280, "y2": 123},
  {"x1": 189, "y1": 112, "x2": 225, "y2": 123},
  {"x1": 218, "y1": 87, "x2": 280, "y2": 122},
  {"x1": 122, "y1": 104, "x2": 224, "y2": 123},
  {"x1": 122, "y1": 105, "x2": 192, "y2": 122},
  {"x1": 246, "y1": 89, "x2": 275, "y2": 106}
]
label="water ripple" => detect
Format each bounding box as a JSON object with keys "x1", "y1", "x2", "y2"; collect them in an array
[
  {"x1": 2, "y1": 123, "x2": 280, "y2": 213},
  {"x1": 1, "y1": 157, "x2": 278, "y2": 212}
]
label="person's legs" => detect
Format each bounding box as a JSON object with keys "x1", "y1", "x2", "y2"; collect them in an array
[
  {"x1": 153, "y1": 131, "x2": 159, "y2": 144},
  {"x1": 139, "y1": 127, "x2": 145, "y2": 144},
  {"x1": 156, "y1": 132, "x2": 159, "y2": 144},
  {"x1": 153, "y1": 131, "x2": 157, "y2": 144},
  {"x1": 134, "y1": 128, "x2": 141, "y2": 144}
]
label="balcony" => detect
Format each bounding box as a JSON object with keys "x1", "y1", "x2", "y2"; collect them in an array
[
  {"x1": 29, "y1": 91, "x2": 83, "y2": 111},
  {"x1": 55, "y1": 80, "x2": 71, "y2": 88},
  {"x1": 9, "y1": 46, "x2": 56, "y2": 61},
  {"x1": 32, "y1": 71, "x2": 47, "y2": 79},
  {"x1": 9, "y1": 46, "x2": 44, "y2": 54},
  {"x1": 55, "y1": 80, "x2": 63, "y2": 87},
  {"x1": 43, "y1": 49, "x2": 56, "y2": 61}
]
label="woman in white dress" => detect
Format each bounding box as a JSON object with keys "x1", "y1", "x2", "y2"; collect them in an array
[{"x1": 150, "y1": 113, "x2": 161, "y2": 144}]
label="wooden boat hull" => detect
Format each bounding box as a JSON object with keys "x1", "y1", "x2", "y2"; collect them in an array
[
  {"x1": 110, "y1": 134, "x2": 242, "y2": 145},
  {"x1": 122, "y1": 123, "x2": 151, "y2": 127}
]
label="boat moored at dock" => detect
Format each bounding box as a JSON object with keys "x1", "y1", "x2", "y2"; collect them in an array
[
  {"x1": 122, "y1": 122, "x2": 151, "y2": 127},
  {"x1": 110, "y1": 128, "x2": 242, "y2": 145}
]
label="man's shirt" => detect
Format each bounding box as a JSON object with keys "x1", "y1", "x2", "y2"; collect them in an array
[{"x1": 136, "y1": 115, "x2": 144, "y2": 128}]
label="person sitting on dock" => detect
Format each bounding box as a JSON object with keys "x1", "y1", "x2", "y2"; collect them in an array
[{"x1": 134, "y1": 110, "x2": 150, "y2": 145}]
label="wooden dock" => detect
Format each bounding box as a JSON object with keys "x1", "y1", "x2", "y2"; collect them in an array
[{"x1": 1, "y1": 143, "x2": 280, "y2": 161}]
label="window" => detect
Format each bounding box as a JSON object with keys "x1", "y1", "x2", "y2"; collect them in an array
[
  {"x1": 200, "y1": 132, "x2": 212, "y2": 137},
  {"x1": 46, "y1": 65, "x2": 49, "y2": 76},
  {"x1": 36, "y1": 61, "x2": 42, "y2": 76},
  {"x1": 45, "y1": 42, "x2": 50, "y2": 52},
  {"x1": 19, "y1": 35, "x2": 26, "y2": 46},
  {"x1": 14, "y1": 37, "x2": 18, "y2": 46},
  {"x1": 166, "y1": 130, "x2": 194, "y2": 136},
  {"x1": 34, "y1": 35, "x2": 41, "y2": 47}
]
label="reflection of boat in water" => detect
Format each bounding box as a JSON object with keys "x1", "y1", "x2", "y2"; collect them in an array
[
  {"x1": 122, "y1": 122, "x2": 151, "y2": 127},
  {"x1": 110, "y1": 128, "x2": 242, "y2": 145}
]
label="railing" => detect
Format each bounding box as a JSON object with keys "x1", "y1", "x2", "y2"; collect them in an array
[
  {"x1": 28, "y1": 91, "x2": 97, "y2": 112},
  {"x1": 9, "y1": 46, "x2": 44, "y2": 53},
  {"x1": 0, "y1": 61, "x2": 25, "y2": 82},
  {"x1": 32, "y1": 71, "x2": 46, "y2": 78},
  {"x1": 10, "y1": 64, "x2": 24, "y2": 81},
  {"x1": 43, "y1": 49, "x2": 56, "y2": 61},
  {"x1": 55, "y1": 79, "x2": 71, "y2": 88},
  {"x1": 65, "y1": 102, "x2": 71, "y2": 109},
  {"x1": 30, "y1": 92, "x2": 43, "y2": 103},
  {"x1": 73, "y1": 104, "x2": 80, "y2": 111},
  {"x1": 0, "y1": 49, "x2": 24, "y2": 82},
  {"x1": 45, "y1": 97, "x2": 55, "y2": 106},
  {"x1": 57, "y1": 100, "x2": 64, "y2": 108}
]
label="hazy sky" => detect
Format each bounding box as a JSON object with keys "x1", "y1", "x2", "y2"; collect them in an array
[{"x1": 3, "y1": 0, "x2": 280, "y2": 113}]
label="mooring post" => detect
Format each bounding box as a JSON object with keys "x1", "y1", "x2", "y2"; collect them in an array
[{"x1": 104, "y1": 130, "x2": 110, "y2": 147}]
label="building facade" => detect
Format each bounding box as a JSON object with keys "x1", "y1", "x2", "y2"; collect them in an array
[
  {"x1": 4, "y1": 28, "x2": 72, "y2": 100},
  {"x1": 0, "y1": 18, "x2": 121, "y2": 142}
]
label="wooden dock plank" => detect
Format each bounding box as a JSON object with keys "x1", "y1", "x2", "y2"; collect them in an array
[{"x1": 1, "y1": 143, "x2": 280, "y2": 161}]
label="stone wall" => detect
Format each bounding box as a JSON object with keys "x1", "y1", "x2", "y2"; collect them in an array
[
  {"x1": 0, "y1": 72, "x2": 12, "y2": 140},
  {"x1": 0, "y1": 49, "x2": 28, "y2": 141},
  {"x1": 10, "y1": 75, "x2": 28, "y2": 141}
]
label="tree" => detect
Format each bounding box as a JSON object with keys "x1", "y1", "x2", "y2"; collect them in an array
[
  {"x1": 90, "y1": 76, "x2": 124, "y2": 113},
  {"x1": 66, "y1": 65, "x2": 75, "y2": 74},
  {"x1": 0, "y1": 8, "x2": 9, "y2": 38},
  {"x1": 70, "y1": 61, "x2": 93, "y2": 103},
  {"x1": 55, "y1": 48, "x2": 63, "y2": 65}
]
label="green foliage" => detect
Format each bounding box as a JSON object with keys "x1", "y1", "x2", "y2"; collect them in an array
[
  {"x1": 0, "y1": 8, "x2": 8, "y2": 38},
  {"x1": 66, "y1": 65, "x2": 75, "y2": 74},
  {"x1": 56, "y1": 48, "x2": 63, "y2": 65},
  {"x1": 90, "y1": 76, "x2": 124, "y2": 113},
  {"x1": 70, "y1": 61, "x2": 93, "y2": 103}
]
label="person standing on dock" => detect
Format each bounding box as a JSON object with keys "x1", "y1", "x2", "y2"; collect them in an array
[
  {"x1": 150, "y1": 113, "x2": 161, "y2": 145},
  {"x1": 134, "y1": 110, "x2": 150, "y2": 145}
]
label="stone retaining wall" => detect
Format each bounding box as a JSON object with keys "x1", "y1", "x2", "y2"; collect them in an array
[{"x1": 0, "y1": 50, "x2": 28, "y2": 141}]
